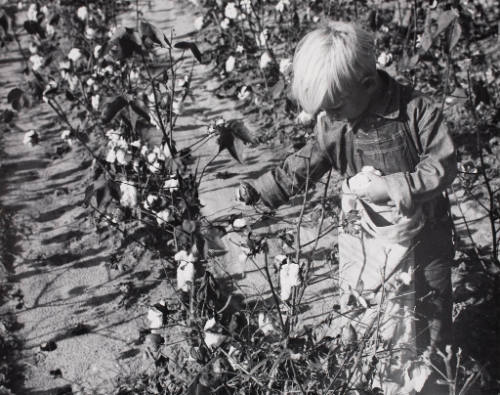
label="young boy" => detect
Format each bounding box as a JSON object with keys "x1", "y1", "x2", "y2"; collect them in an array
[{"x1": 239, "y1": 21, "x2": 456, "y2": 393}]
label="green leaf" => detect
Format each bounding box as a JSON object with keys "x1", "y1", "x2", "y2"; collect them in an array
[
  {"x1": 174, "y1": 41, "x2": 203, "y2": 63},
  {"x1": 49, "y1": 14, "x2": 60, "y2": 26},
  {"x1": 109, "y1": 27, "x2": 143, "y2": 59},
  {"x1": 271, "y1": 78, "x2": 285, "y2": 100},
  {"x1": 448, "y1": 22, "x2": 461, "y2": 51},
  {"x1": 435, "y1": 10, "x2": 458, "y2": 38},
  {"x1": 139, "y1": 21, "x2": 171, "y2": 48},
  {"x1": 129, "y1": 100, "x2": 150, "y2": 122},
  {"x1": 102, "y1": 96, "x2": 128, "y2": 123},
  {"x1": 182, "y1": 219, "x2": 197, "y2": 234},
  {"x1": 23, "y1": 20, "x2": 45, "y2": 38}
]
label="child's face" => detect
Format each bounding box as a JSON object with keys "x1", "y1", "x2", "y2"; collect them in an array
[{"x1": 322, "y1": 78, "x2": 375, "y2": 122}]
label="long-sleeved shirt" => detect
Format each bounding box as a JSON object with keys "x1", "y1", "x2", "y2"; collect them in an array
[{"x1": 251, "y1": 70, "x2": 457, "y2": 219}]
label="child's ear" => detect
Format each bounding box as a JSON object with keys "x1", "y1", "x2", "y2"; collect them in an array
[{"x1": 360, "y1": 75, "x2": 376, "y2": 90}]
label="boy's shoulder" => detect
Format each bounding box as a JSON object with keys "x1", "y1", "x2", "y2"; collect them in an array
[{"x1": 390, "y1": 73, "x2": 440, "y2": 117}]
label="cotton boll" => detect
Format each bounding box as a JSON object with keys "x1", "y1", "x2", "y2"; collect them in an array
[
  {"x1": 177, "y1": 261, "x2": 195, "y2": 292},
  {"x1": 156, "y1": 209, "x2": 173, "y2": 225},
  {"x1": 174, "y1": 250, "x2": 197, "y2": 263},
  {"x1": 225, "y1": 56, "x2": 235, "y2": 73},
  {"x1": 61, "y1": 129, "x2": 72, "y2": 140},
  {"x1": 93, "y1": 44, "x2": 102, "y2": 58},
  {"x1": 224, "y1": 2, "x2": 238, "y2": 19},
  {"x1": 85, "y1": 26, "x2": 96, "y2": 39},
  {"x1": 237, "y1": 86, "x2": 252, "y2": 101},
  {"x1": 119, "y1": 182, "x2": 138, "y2": 208},
  {"x1": 147, "y1": 305, "x2": 164, "y2": 329},
  {"x1": 220, "y1": 17, "x2": 230, "y2": 30},
  {"x1": 259, "y1": 51, "x2": 273, "y2": 70},
  {"x1": 258, "y1": 312, "x2": 277, "y2": 336},
  {"x1": 68, "y1": 48, "x2": 82, "y2": 62},
  {"x1": 194, "y1": 15, "x2": 204, "y2": 31},
  {"x1": 280, "y1": 263, "x2": 301, "y2": 301},
  {"x1": 203, "y1": 318, "x2": 227, "y2": 350},
  {"x1": 115, "y1": 149, "x2": 130, "y2": 166},
  {"x1": 377, "y1": 51, "x2": 393, "y2": 68},
  {"x1": 279, "y1": 58, "x2": 292, "y2": 76},
  {"x1": 163, "y1": 178, "x2": 179, "y2": 191},
  {"x1": 29, "y1": 54, "x2": 43, "y2": 71},
  {"x1": 76, "y1": 6, "x2": 88, "y2": 21},
  {"x1": 27, "y1": 4, "x2": 37, "y2": 21},
  {"x1": 91, "y1": 94, "x2": 100, "y2": 111}
]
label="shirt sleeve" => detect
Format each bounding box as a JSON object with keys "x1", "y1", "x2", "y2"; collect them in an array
[
  {"x1": 251, "y1": 112, "x2": 339, "y2": 209},
  {"x1": 383, "y1": 96, "x2": 457, "y2": 215}
]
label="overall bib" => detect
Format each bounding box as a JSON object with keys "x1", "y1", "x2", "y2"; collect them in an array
[{"x1": 337, "y1": 115, "x2": 434, "y2": 394}]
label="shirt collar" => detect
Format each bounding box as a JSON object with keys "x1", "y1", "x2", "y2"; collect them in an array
[{"x1": 370, "y1": 69, "x2": 402, "y2": 120}]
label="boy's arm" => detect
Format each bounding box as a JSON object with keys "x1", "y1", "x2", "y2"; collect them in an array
[
  {"x1": 383, "y1": 97, "x2": 457, "y2": 215},
  {"x1": 250, "y1": 113, "x2": 339, "y2": 209}
]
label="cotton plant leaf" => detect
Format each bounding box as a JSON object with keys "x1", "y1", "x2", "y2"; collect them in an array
[
  {"x1": 109, "y1": 26, "x2": 143, "y2": 59},
  {"x1": 102, "y1": 95, "x2": 128, "y2": 123},
  {"x1": 140, "y1": 21, "x2": 171, "y2": 48},
  {"x1": 7, "y1": 88, "x2": 31, "y2": 111}
]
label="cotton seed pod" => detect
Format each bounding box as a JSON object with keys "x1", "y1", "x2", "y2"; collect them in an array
[
  {"x1": 258, "y1": 312, "x2": 277, "y2": 336},
  {"x1": 177, "y1": 261, "x2": 195, "y2": 292},
  {"x1": 156, "y1": 209, "x2": 173, "y2": 226},
  {"x1": 280, "y1": 263, "x2": 301, "y2": 301},
  {"x1": 203, "y1": 318, "x2": 227, "y2": 349},
  {"x1": 105, "y1": 148, "x2": 116, "y2": 164},
  {"x1": 225, "y1": 55, "x2": 235, "y2": 73},
  {"x1": 147, "y1": 306, "x2": 164, "y2": 329},
  {"x1": 119, "y1": 182, "x2": 138, "y2": 208}
]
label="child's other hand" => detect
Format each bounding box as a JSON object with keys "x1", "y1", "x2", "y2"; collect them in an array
[
  {"x1": 356, "y1": 175, "x2": 390, "y2": 204},
  {"x1": 236, "y1": 182, "x2": 260, "y2": 205}
]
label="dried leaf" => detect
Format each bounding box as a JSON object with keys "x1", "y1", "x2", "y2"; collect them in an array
[
  {"x1": 140, "y1": 21, "x2": 171, "y2": 48},
  {"x1": 174, "y1": 41, "x2": 203, "y2": 63}
]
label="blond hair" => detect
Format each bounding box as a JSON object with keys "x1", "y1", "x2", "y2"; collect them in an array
[{"x1": 291, "y1": 21, "x2": 376, "y2": 115}]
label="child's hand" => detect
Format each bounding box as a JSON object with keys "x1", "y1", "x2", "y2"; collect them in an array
[
  {"x1": 236, "y1": 182, "x2": 260, "y2": 205},
  {"x1": 356, "y1": 175, "x2": 390, "y2": 204}
]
